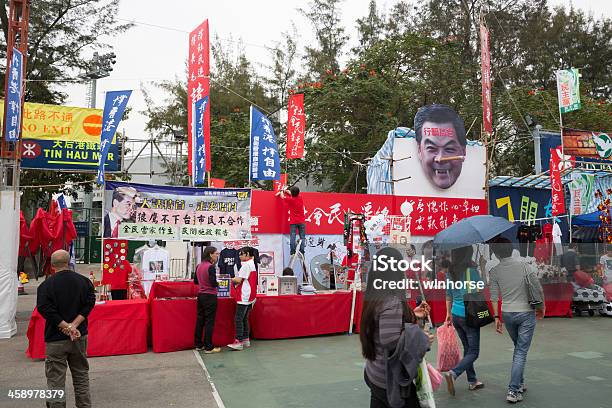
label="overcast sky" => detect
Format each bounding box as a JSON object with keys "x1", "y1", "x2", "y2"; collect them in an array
[{"x1": 63, "y1": 0, "x2": 612, "y2": 147}]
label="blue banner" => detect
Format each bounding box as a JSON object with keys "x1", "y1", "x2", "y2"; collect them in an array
[
  {"x1": 4, "y1": 48, "x2": 23, "y2": 141},
  {"x1": 97, "y1": 90, "x2": 132, "y2": 184},
  {"x1": 21, "y1": 138, "x2": 120, "y2": 171},
  {"x1": 250, "y1": 106, "x2": 281, "y2": 181},
  {"x1": 192, "y1": 96, "x2": 209, "y2": 185}
]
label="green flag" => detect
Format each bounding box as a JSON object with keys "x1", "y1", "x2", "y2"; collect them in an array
[{"x1": 556, "y1": 68, "x2": 581, "y2": 114}]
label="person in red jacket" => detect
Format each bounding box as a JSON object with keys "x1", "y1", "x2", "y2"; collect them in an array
[{"x1": 277, "y1": 186, "x2": 306, "y2": 255}]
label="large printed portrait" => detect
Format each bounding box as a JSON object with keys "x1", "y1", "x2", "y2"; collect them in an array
[{"x1": 394, "y1": 104, "x2": 486, "y2": 199}]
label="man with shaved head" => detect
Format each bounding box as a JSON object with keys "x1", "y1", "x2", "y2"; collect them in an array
[{"x1": 37, "y1": 250, "x2": 96, "y2": 407}]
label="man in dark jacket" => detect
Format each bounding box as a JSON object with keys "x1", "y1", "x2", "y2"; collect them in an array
[{"x1": 37, "y1": 250, "x2": 96, "y2": 407}]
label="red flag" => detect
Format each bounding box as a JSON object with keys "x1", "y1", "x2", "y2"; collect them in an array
[
  {"x1": 480, "y1": 23, "x2": 492, "y2": 134},
  {"x1": 550, "y1": 148, "x2": 566, "y2": 216},
  {"x1": 273, "y1": 173, "x2": 288, "y2": 192},
  {"x1": 286, "y1": 94, "x2": 305, "y2": 159},
  {"x1": 188, "y1": 19, "x2": 211, "y2": 175},
  {"x1": 210, "y1": 178, "x2": 225, "y2": 188}
]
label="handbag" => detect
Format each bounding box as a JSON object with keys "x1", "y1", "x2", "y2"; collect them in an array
[
  {"x1": 523, "y1": 263, "x2": 544, "y2": 309},
  {"x1": 463, "y1": 268, "x2": 494, "y2": 328}
]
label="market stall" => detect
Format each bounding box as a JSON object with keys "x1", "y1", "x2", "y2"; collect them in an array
[{"x1": 26, "y1": 299, "x2": 148, "y2": 359}]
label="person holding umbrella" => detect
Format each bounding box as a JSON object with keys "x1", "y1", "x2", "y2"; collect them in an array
[{"x1": 443, "y1": 245, "x2": 485, "y2": 395}]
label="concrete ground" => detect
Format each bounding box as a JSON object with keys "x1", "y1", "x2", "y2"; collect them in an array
[
  {"x1": 202, "y1": 317, "x2": 612, "y2": 408},
  {"x1": 0, "y1": 265, "x2": 218, "y2": 408},
  {"x1": 3, "y1": 266, "x2": 612, "y2": 408}
]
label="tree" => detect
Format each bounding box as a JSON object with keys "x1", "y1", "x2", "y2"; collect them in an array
[
  {"x1": 0, "y1": 0, "x2": 131, "y2": 211},
  {"x1": 354, "y1": 0, "x2": 385, "y2": 55},
  {"x1": 300, "y1": 0, "x2": 349, "y2": 78},
  {"x1": 267, "y1": 24, "x2": 298, "y2": 108}
]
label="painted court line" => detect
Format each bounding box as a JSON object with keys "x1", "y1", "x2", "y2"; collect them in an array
[{"x1": 193, "y1": 350, "x2": 226, "y2": 408}]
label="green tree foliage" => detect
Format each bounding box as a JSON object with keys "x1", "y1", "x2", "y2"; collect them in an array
[
  {"x1": 0, "y1": 0, "x2": 131, "y2": 209},
  {"x1": 143, "y1": 0, "x2": 611, "y2": 192}
]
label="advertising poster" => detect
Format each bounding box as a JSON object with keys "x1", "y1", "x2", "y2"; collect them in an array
[
  {"x1": 259, "y1": 251, "x2": 275, "y2": 275},
  {"x1": 393, "y1": 105, "x2": 486, "y2": 200},
  {"x1": 103, "y1": 181, "x2": 251, "y2": 241},
  {"x1": 562, "y1": 129, "x2": 612, "y2": 160}
]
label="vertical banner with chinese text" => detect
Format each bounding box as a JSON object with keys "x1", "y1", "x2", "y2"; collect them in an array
[
  {"x1": 480, "y1": 24, "x2": 492, "y2": 134},
  {"x1": 96, "y1": 90, "x2": 131, "y2": 184},
  {"x1": 188, "y1": 19, "x2": 211, "y2": 175},
  {"x1": 549, "y1": 148, "x2": 566, "y2": 216},
  {"x1": 192, "y1": 96, "x2": 209, "y2": 185},
  {"x1": 556, "y1": 68, "x2": 581, "y2": 114},
  {"x1": 250, "y1": 106, "x2": 281, "y2": 181},
  {"x1": 273, "y1": 173, "x2": 288, "y2": 192},
  {"x1": 286, "y1": 94, "x2": 305, "y2": 159},
  {"x1": 4, "y1": 48, "x2": 23, "y2": 141}
]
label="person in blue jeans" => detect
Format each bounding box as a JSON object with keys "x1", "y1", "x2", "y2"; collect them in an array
[
  {"x1": 490, "y1": 237, "x2": 545, "y2": 404},
  {"x1": 443, "y1": 245, "x2": 485, "y2": 396}
]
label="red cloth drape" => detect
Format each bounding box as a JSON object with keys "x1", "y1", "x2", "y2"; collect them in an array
[
  {"x1": 26, "y1": 299, "x2": 149, "y2": 359},
  {"x1": 19, "y1": 211, "x2": 32, "y2": 257}
]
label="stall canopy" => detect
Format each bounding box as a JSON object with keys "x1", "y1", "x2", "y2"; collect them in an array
[{"x1": 572, "y1": 211, "x2": 601, "y2": 227}]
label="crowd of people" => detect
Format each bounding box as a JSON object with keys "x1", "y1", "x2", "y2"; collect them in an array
[{"x1": 359, "y1": 238, "x2": 546, "y2": 407}]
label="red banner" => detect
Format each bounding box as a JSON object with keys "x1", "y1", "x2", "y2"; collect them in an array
[
  {"x1": 188, "y1": 19, "x2": 211, "y2": 175},
  {"x1": 286, "y1": 94, "x2": 305, "y2": 159},
  {"x1": 550, "y1": 149, "x2": 566, "y2": 216},
  {"x1": 210, "y1": 178, "x2": 225, "y2": 188},
  {"x1": 102, "y1": 238, "x2": 130, "y2": 289},
  {"x1": 273, "y1": 173, "x2": 288, "y2": 192},
  {"x1": 250, "y1": 191, "x2": 487, "y2": 236},
  {"x1": 480, "y1": 23, "x2": 492, "y2": 134}
]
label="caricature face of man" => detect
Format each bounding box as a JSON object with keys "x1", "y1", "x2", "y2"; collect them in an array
[
  {"x1": 417, "y1": 121, "x2": 466, "y2": 189},
  {"x1": 112, "y1": 194, "x2": 135, "y2": 220}
]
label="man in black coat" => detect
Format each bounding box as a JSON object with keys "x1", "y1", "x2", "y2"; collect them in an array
[{"x1": 37, "y1": 250, "x2": 96, "y2": 407}]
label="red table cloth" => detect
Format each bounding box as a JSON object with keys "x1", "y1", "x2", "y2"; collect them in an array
[
  {"x1": 250, "y1": 292, "x2": 353, "y2": 339},
  {"x1": 148, "y1": 280, "x2": 197, "y2": 299},
  {"x1": 151, "y1": 297, "x2": 236, "y2": 352},
  {"x1": 26, "y1": 299, "x2": 149, "y2": 359}
]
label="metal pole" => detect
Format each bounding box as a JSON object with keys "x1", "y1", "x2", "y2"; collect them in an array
[{"x1": 533, "y1": 124, "x2": 542, "y2": 174}]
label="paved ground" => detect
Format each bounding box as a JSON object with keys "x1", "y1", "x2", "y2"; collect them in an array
[
  {"x1": 3, "y1": 267, "x2": 612, "y2": 408},
  {"x1": 202, "y1": 317, "x2": 612, "y2": 408},
  {"x1": 0, "y1": 266, "x2": 218, "y2": 408}
]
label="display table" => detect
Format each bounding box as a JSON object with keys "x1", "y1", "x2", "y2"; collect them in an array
[
  {"x1": 149, "y1": 281, "x2": 236, "y2": 353},
  {"x1": 541, "y1": 283, "x2": 574, "y2": 317},
  {"x1": 26, "y1": 299, "x2": 149, "y2": 359},
  {"x1": 250, "y1": 292, "x2": 353, "y2": 339}
]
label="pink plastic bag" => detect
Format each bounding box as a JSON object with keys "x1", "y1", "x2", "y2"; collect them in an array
[
  {"x1": 427, "y1": 362, "x2": 443, "y2": 391},
  {"x1": 436, "y1": 323, "x2": 461, "y2": 372}
]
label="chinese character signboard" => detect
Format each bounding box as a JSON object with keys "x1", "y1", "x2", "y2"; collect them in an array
[
  {"x1": 250, "y1": 106, "x2": 281, "y2": 181},
  {"x1": 192, "y1": 96, "x2": 209, "y2": 185},
  {"x1": 250, "y1": 190, "x2": 487, "y2": 236},
  {"x1": 4, "y1": 48, "x2": 23, "y2": 141},
  {"x1": 549, "y1": 148, "x2": 566, "y2": 216},
  {"x1": 96, "y1": 90, "x2": 131, "y2": 184},
  {"x1": 556, "y1": 68, "x2": 581, "y2": 114},
  {"x1": 286, "y1": 93, "x2": 305, "y2": 159},
  {"x1": 570, "y1": 173, "x2": 595, "y2": 215},
  {"x1": 21, "y1": 138, "x2": 120, "y2": 171},
  {"x1": 188, "y1": 19, "x2": 211, "y2": 175},
  {"x1": 480, "y1": 24, "x2": 492, "y2": 134},
  {"x1": 273, "y1": 173, "x2": 288, "y2": 193},
  {"x1": 0, "y1": 101, "x2": 103, "y2": 142},
  {"x1": 103, "y1": 181, "x2": 252, "y2": 242}
]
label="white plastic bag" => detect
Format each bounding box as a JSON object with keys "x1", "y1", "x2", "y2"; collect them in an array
[{"x1": 416, "y1": 358, "x2": 436, "y2": 408}]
